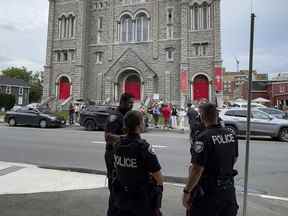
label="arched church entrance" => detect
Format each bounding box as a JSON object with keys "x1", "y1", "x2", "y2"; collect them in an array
[
  {"x1": 193, "y1": 74, "x2": 209, "y2": 102},
  {"x1": 124, "y1": 74, "x2": 141, "y2": 100},
  {"x1": 58, "y1": 76, "x2": 71, "y2": 100},
  {"x1": 117, "y1": 69, "x2": 142, "y2": 101}
]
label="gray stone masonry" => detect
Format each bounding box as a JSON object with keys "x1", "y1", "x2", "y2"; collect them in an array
[{"x1": 43, "y1": 0, "x2": 222, "y2": 104}]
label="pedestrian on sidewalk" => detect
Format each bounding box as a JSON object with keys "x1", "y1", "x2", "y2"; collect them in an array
[
  {"x1": 104, "y1": 93, "x2": 134, "y2": 216},
  {"x1": 69, "y1": 103, "x2": 75, "y2": 125},
  {"x1": 161, "y1": 104, "x2": 171, "y2": 130},
  {"x1": 183, "y1": 103, "x2": 239, "y2": 216},
  {"x1": 112, "y1": 110, "x2": 163, "y2": 216},
  {"x1": 152, "y1": 104, "x2": 161, "y2": 128},
  {"x1": 178, "y1": 107, "x2": 186, "y2": 131},
  {"x1": 171, "y1": 105, "x2": 178, "y2": 129}
]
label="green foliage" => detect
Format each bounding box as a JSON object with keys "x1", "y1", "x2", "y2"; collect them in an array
[
  {"x1": 1, "y1": 67, "x2": 31, "y2": 82},
  {"x1": 0, "y1": 94, "x2": 16, "y2": 111},
  {"x1": 54, "y1": 111, "x2": 69, "y2": 121},
  {"x1": 29, "y1": 72, "x2": 43, "y2": 103},
  {"x1": 1, "y1": 67, "x2": 43, "y2": 103}
]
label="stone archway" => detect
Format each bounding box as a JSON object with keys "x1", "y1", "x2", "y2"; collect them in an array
[
  {"x1": 117, "y1": 69, "x2": 142, "y2": 101},
  {"x1": 58, "y1": 76, "x2": 71, "y2": 100},
  {"x1": 193, "y1": 74, "x2": 209, "y2": 102},
  {"x1": 124, "y1": 74, "x2": 141, "y2": 100}
]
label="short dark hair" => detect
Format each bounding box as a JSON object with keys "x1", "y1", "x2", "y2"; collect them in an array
[
  {"x1": 199, "y1": 103, "x2": 217, "y2": 123},
  {"x1": 120, "y1": 93, "x2": 133, "y2": 103},
  {"x1": 124, "y1": 110, "x2": 143, "y2": 131}
]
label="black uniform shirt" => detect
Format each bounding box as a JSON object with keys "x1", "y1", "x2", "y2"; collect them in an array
[
  {"x1": 105, "y1": 108, "x2": 126, "y2": 150},
  {"x1": 191, "y1": 125, "x2": 238, "y2": 177},
  {"x1": 114, "y1": 134, "x2": 161, "y2": 187}
]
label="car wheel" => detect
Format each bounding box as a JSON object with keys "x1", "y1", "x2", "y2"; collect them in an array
[
  {"x1": 8, "y1": 118, "x2": 16, "y2": 127},
  {"x1": 39, "y1": 120, "x2": 47, "y2": 128},
  {"x1": 278, "y1": 128, "x2": 288, "y2": 142},
  {"x1": 226, "y1": 125, "x2": 237, "y2": 135},
  {"x1": 85, "y1": 120, "x2": 96, "y2": 131}
]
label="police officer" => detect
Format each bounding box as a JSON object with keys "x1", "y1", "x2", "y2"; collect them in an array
[
  {"x1": 105, "y1": 93, "x2": 134, "y2": 216},
  {"x1": 183, "y1": 103, "x2": 239, "y2": 216},
  {"x1": 187, "y1": 103, "x2": 201, "y2": 143},
  {"x1": 113, "y1": 110, "x2": 163, "y2": 216}
]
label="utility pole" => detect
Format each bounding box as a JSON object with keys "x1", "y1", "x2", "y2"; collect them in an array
[{"x1": 243, "y1": 12, "x2": 256, "y2": 216}]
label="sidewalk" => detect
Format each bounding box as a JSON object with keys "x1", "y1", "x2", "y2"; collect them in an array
[{"x1": 0, "y1": 161, "x2": 287, "y2": 216}]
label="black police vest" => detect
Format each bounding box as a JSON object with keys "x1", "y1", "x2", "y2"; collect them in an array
[
  {"x1": 114, "y1": 136, "x2": 151, "y2": 190},
  {"x1": 199, "y1": 126, "x2": 237, "y2": 191}
]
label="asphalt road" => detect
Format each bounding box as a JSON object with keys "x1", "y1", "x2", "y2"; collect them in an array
[{"x1": 0, "y1": 125, "x2": 287, "y2": 198}]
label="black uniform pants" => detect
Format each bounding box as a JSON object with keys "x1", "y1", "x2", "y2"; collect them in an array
[
  {"x1": 105, "y1": 150, "x2": 119, "y2": 216},
  {"x1": 187, "y1": 188, "x2": 238, "y2": 216}
]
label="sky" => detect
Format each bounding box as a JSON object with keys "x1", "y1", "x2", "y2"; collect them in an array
[{"x1": 0, "y1": 0, "x2": 287, "y2": 75}]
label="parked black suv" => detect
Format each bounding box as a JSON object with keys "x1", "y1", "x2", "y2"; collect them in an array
[
  {"x1": 79, "y1": 105, "x2": 149, "y2": 131},
  {"x1": 79, "y1": 105, "x2": 117, "y2": 131}
]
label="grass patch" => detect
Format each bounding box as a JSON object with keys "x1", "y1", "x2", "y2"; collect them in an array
[{"x1": 0, "y1": 112, "x2": 5, "y2": 116}]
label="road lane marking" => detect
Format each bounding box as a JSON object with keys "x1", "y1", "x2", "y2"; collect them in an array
[
  {"x1": 0, "y1": 166, "x2": 25, "y2": 176},
  {"x1": 152, "y1": 145, "x2": 168, "y2": 149},
  {"x1": 166, "y1": 182, "x2": 288, "y2": 202},
  {"x1": 91, "y1": 141, "x2": 105, "y2": 144}
]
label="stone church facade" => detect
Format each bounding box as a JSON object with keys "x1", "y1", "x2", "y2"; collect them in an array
[{"x1": 43, "y1": 0, "x2": 222, "y2": 105}]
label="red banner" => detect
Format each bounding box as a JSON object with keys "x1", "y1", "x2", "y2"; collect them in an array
[
  {"x1": 180, "y1": 65, "x2": 189, "y2": 93},
  {"x1": 214, "y1": 67, "x2": 223, "y2": 92}
]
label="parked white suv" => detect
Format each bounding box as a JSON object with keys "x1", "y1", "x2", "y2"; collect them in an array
[{"x1": 220, "y1": 108, "x2": 288, "y2": 141}]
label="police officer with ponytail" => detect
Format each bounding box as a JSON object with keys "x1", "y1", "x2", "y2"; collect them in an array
[
  {"x1": 183, "y1": 103, "x2": 239, "y2": 216},
  {"x1": 112, "y1": 110, "x2": 163, "y2": 216}
]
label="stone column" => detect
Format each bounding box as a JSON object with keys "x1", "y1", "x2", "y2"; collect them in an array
[
  {"x1": 108, "y1": 0, "x2": 115, "y2": 60},
  {"x1": 213, "y1": 0, "x2": 223, "y2": 105},
  {"x1": 180, "y1": 0, "x2": 189, "y2": 106},
  {"x1": 75, "y1": 0, "x2": 89, "y2": 100},
  {"x1": 43, "y1": 0, "x2": 56, "y2": 100},
  {"x1": 152, "y1": 0, "x2": 159, "y2": 59}
]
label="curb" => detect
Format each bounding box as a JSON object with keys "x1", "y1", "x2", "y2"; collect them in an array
[{"x1": 39, "y1": 165, "x2": 186, "y2": 184}]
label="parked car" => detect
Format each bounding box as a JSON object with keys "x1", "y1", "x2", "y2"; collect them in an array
[
  {"x1": 230, "y1": 102, "x2": 266, "y2": 108},
  {"x1": 219, "y1": 108, "x2": 288, "y2": 141},
  {"x1": 79, "y1": 105, "x2": 117, "y2": 131},
  {"x1": 4, "y1": 108, "x2": 66, "y2": 128},
  {"x1": 80, "y1": 105, "x2": 149, "y2": 131},
  {"x1": 257, "y1": 107, "x2": 288, "y2": 119}
]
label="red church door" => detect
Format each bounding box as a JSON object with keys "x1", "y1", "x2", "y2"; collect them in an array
[
  {"x1": 58, "y1": 77, "x2": 71, "y2": 100},
  {"x1": 124, "y1": 75, "x2": 141, "y2": 101},
  {"x1": 193, "y1": 75, "x2": 209, "y2": 101}
]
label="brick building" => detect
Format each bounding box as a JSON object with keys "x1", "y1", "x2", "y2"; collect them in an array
[
  {"x1": 223, "y1": 69, "x2": 268, "y2": 102},
  {"x1": 241, "y1": 80, "x2": 288, "y2": 109},
  {"x1": 43, "y1": 0, "x2": 222, "y2": 106}
]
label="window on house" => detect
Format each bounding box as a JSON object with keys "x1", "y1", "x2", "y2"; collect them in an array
[
  {"x1": 18, "y1": 87, "x2": 24, "y2": 96},
  {"x1": 70, "y1": 50, "x2": 76, "y2": 62},
  {"x1": 98, "y1": 17, "x2": 103, "y2": 30},
  {"x1": 135, "y1": 13, "x2": 149, "y2": 42},
  {"x1": 202, "y1": 3, "x2": 208, "y2": 29},
  {"x1": 57, "y1": 52, "x2": 61, "y2": 62},
  {"x1": 202, "y1": 43, "x2": 208, "y2": 56},
  {"x1": 167, "y1": 8, "x2": 173, "y2": 24},
  {"x1": 120, "y1": 15, "x2": 133, "y2": 42},
  {"x1": 71, "y1": 16, "x2": 75, "y2": 38},
  {"x1": 194, "y1": 44, "x2": 200, "y2": 56},
  {"x1": 166, "y1": 48, "x2": 174, "y2": 62},
  {"x1": 63, "y1": 51, "x2": 68, "y2": 61},
  {"x1": 96, "y1": 52, "x2": 103, "y2": 64},
  {"x1": 193, "y1": 5, "x2": 199, "y2": 30},
  {"x1": 6, "y1": 86, "x2": 12, "y2": 94}
]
